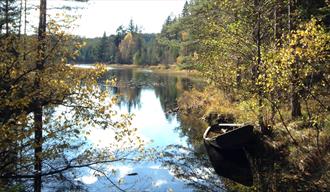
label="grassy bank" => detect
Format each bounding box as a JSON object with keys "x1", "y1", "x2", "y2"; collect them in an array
[
  {"x1": 177, "y1": 86, "x2": 330, "y2": 191},
  {"x1": 108, "y1": 64, "x2": 202, "y2": 78}
]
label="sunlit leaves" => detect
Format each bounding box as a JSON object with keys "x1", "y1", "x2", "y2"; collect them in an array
[
  {"x1": 0, "y1": 13, "x2": 146, "y2": 189},
  {"x1": 263, "y1": 18, "x2": 330, "y2": 101},
  {"x1": 119, "y1": 32, "x2": 136, "y2": 63}
]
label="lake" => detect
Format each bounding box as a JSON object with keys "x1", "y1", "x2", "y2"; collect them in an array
[{"x1": 71, "y1": 67, "x2": 222, "y2": 192}]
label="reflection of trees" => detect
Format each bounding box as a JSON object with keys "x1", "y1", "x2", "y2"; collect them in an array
[
  {"x1": 97, "y1": 68, "x2": 326, "y2": 191},
  {"x1": 102, "y1": 69, "x2": 143, "y2": 112},
  {"x1": 154, "y1": 75, "x2": 179, "y2": 119},
  {"x1": 117, "y1": 86, "x2": 142, "y2": 113},
  {"x1": 158, "y1": 112, "x2": 229, "y2": 192},
  {"x1": 176, "y1": 113, "x2": 208, "y2": 150},
  {"x1": 100, "y1": 69, "x2": 227, "y2": 191},
  {"x1": 100, "y1": 68, "x2": 203, "y2": 120},
  {"x1": 161, "y1": 145, "x2": 225, "y2": 192},
  {"x1": 154, "y1": 75, "x2": 202, "y2": 120}
]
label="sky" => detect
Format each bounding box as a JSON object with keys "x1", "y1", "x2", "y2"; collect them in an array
[
  {"x1": 76, "y1": 0, "x2": 186, "y2": 37},
  {"x1": 27, "y1": 0, "x2": 186, "y2": 38}
]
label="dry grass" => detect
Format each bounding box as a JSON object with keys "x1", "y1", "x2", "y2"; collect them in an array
[{"x1": 177, "y1": 86, "x2": 330, "y2": 191}]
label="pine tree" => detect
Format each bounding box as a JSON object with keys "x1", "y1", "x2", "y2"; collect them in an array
[
  {"x1": 97, "y1": 32, "x2": 110, "y2": 63},
  {"x1": 182, "y1": 1, "x2": 189, "y2": 17},
  {"x1": 0, "y1": 0, "x2": 20, "y2": 35}
]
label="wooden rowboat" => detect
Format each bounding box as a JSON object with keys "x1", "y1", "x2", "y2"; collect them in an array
[
  {"x1": 203, "y1": 124, "x2": 254, "y2": 186},
  {"x1": 203, "y1": 124, "x2": 254, "y2": 149}
]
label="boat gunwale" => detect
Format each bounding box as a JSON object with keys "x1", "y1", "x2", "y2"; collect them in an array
[{"x1": 203, "y1": 123, "x2": 246, "y2": 142}]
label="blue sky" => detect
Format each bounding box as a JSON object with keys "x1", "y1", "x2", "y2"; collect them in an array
[
  {"x1": 76, "y1": 0, "x2": 186, "y2": 37},
  {"x1": 27, "y1": 0, "x2": 186, "y2": 37}
]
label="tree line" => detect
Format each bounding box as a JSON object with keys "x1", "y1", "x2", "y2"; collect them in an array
[
  {"x1": 75, "y1": 7, "x2": 193, "y2": 68},
  {"x1": 75, "y1": 1, "x2": 197, "y2": 70},
  {"x1": 75, "y1": 19, "x2": 178, "y2": 66}
]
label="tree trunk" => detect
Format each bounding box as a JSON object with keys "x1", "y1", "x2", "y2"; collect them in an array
[
  {"x1": 288, "y1": 0, "x2": 302, "y2": 118},
  {"x1": 5, "y1": 0, "x2": 9, "y2": 35},
  {"x1": 236, "y1": 58, "x2": 241, "y2": 88},
  {"x1": 254, "y1": 0, "x2": 265, "y2": 130},
  {"x1": 291, "y1": 91, "x2": 302, "y2": 118},
  {"x1": 23, "y1": 0, "x2": 27, "y2": 60},
  {"x1": 33, "y1": 105, "x2": 43, "y2": 192},
  {"x1": 34, "y1": 0, "x2": 46, "y2": 191},
  {"x1": 270, "y1": 0, "x2": 278, "y2": 124},
  {"x1": 18, "y1": 0, "x2": 23, "y2": 37},
  {"x1": 24, "y1": 0, "x2": 27, "y2": 36}
]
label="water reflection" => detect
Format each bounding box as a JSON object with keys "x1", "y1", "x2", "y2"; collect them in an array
[
  {"x1": 81, "y1": 67, "x2": 293, "y2": 192},
  {"x1": 98, "y1": 68, "x2": 263, "y2": 192},
  {"x1": 160, "y1": 110, "x2": 226, "y2": 192},
  {"x1": 161, "y1": 145, "x2": 225, "y2": 192},
  {"x1": 102, "y1": 68, "x2": 201, "y2": 120},
  {"x1": 81, "y1": 68, "x2": 208, "y2": 191},
  {"x1": 95, "y1": 68, "x2": 320, "y2": 192}
]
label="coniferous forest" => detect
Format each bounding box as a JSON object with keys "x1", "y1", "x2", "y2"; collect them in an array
[{"x1": 75, "y1": 19, "x2": 181, "y2": 66}]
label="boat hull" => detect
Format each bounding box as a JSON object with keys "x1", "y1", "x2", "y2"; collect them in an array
[
  {"x1": 204, "y1": 124, "x2": 254, "y2": 149},
  {"x1": 203, "y1": 124, "x2": 255, "y2": 186},
  {"x1": 204, "y1": 141, "x2": 253, "y2": 186}
]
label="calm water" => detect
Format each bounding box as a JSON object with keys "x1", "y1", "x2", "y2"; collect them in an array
[
  {"x1": 76, "y1": 67, "x2": 221, "y2": 192},
  {"x1": 50, "y1": 66, "x2": 321, "y2": 192}
]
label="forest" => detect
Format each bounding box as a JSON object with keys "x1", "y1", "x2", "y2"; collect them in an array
[
  {"x1": 75, "y1": 2, "x2": 193, "y2": 68},
  {"x1": 0, "y1": 0, "x2": 330, "y2": 191},
  {"x1": 75, "y1": 19, "x2": 181, "y2": 66}
]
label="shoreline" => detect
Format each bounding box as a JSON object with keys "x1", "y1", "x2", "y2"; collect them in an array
[
  {"x1": 107, "y1": 64, "x2": 202, "y2": 78},
  {"x1": 75, "y1": 63, "x2": 204, "y2": 81}
]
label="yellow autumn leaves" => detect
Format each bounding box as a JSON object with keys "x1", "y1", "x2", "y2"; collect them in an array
[{"x1": 262, "y1": 18, "x2": 330, "y2": 94}]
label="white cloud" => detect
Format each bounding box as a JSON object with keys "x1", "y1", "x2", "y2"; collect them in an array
[
  {"x1": 153, "y1": 179, "x2": 168, "y2": 187},
  {"x1": 149, "y1": 165, "x2": 161, "y2": 170},
  {"x1": 79, "y1": 175, "x2": 98, "y2": 185},
  {"x1": 117, "y1": 165, "x2": 134, "y2": 178},
  {"x1": 107, "y1": 164, "x2": 134, "y2": 178}
]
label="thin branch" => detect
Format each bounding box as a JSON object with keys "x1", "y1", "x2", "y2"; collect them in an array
[
  {"x1": 0, "y1": 158, "x2": 136, "y2": 179},
  {"x1": 264, "y1": 97, "x2": 298, "y2": 146},
  {"x1": 88, "y1": 166, "x2": 126, "y2": 192}
]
